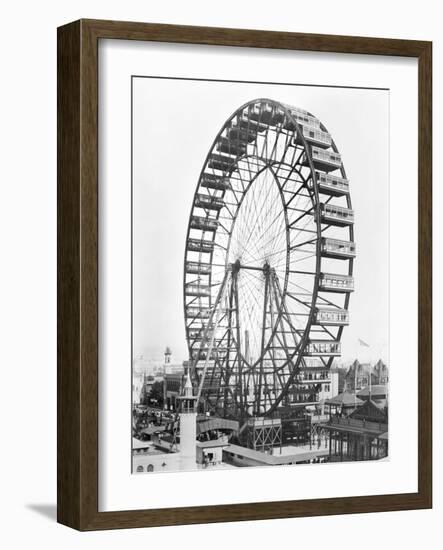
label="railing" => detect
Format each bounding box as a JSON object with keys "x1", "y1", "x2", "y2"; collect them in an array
[
  {"x1": 315, "y1": 308, "x2": 349, "y2": 325},
  {"x1": 319, "y1": 273, "x2": 354, "y2": 291},
  {"x1": 227, "y1": 127, "x2": 256, "y2": 144},
  {"x1": 195, "y1": 194, "x2": 224, "y2": 210},
  {"x1": 316, "y1": 172, "x2": 349, "y2": 194},
  {"x1": 328, "y1": 416, "x2": 388, "y2": 434},
  {"x1": 236, "y1": 111, "x2": 268, "y2": 132},
  {"x1": 311, "y1": 146, "x2": 342, "y2": 167},
  {"x1": 247, "y1": 103, "x2": 285, "y2": 126},
  {"x1": 289, "y1": 394, "x2": 320, "y2": 404},
  {"x1": 294, "y1": 375, "x2": 330, "y2": 383},
  {"x1": 305, "y1": 341, "x2": 341, "y2": 355},
  {"x1": 321, "y1": 238, "x2": 356, "y2": 257},
  {"x1": 200, "y1": 173, "x2": 231, "y2": 190},
  {"x1": 191, "y1": 348, "x2": 227, "y2": 360},
  {"x1": 247, "y1": 417, "x2": 282, "y2": 427},
  {"x1": 186, "y1": 306, "x2": 212, "y2": 318},
  {"x1": 187, "y1": 238, "x2": 214, "y2": 253},
  {"x1": 283, "y1": 104, "x2": 321, "y2": 129},
  {"x1": 190, "y1": 216, "x2": 218, "y2": 231},
  {"x1": 185, "y1": 261, "x2": 211, "y2": 274},
  {"x1": 321, "y1": 204, "x2": 354, "y2": 223},
  {"x1": 185, "y1": 284, "x2": 211, "y2": 297},
  {"x1": 208, "y1": 153, "x2": 237, "y2": 172},
  {"x1": 187, "y1": 328, "x2": 205, "y2": 339},
  {"x1": 217, "y1": 136, "x2": 247, "y2": 156},
  {"x1": 301, "y1": 126, "x2": 332, "y2": 147}
]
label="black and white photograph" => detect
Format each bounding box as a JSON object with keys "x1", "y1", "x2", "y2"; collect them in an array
[{"x1": 131, "y1": 77, "x2": 389, "y2": 474}]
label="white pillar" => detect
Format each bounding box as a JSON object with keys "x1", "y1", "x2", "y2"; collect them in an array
[
  {"x1": 177, "y1": 372, "x2": 198, "y2": 470},
  {"x1": 179, "y1": 410, "x2": 197, "y2": 469}
]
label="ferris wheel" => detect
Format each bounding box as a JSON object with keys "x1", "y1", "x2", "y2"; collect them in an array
[{"x1": 183, "y1": 98, "x2": 355, "y2": 418}]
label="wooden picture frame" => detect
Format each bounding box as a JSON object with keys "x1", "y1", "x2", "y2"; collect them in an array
[{"x1": 57, "y1": 19, "x2": 432, "y2": 530}]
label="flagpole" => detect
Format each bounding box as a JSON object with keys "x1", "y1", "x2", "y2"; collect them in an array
[
  {"x1": 357, "y1": 338, "x2": 371, "y2": 407},
  {"x1": 354, "y1": 362, "x2": 357, "y2": 408}
]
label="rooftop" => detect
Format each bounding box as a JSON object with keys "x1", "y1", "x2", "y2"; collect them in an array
[
  {"x1": 325, "y1": 392, "x2": 363, "y2": 406},
  {"x1": 140, "y1": 425, "x2": 166, "y2": 436},
  {"x1": 132, "y1": 437, "x2": 150, "y2": 450},
  {"x1": 357, "y1": 385, "x2": 387, "y2": 397}
]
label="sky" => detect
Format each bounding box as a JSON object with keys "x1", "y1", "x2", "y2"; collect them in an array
[{"x1": 132, "y1": 77, "x2": 389, "y2": 365}]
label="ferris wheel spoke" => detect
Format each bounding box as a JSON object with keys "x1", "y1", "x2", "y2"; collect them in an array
[
  {"x1": 227, "y1": 180, "x2": 242, "y2": 206},
  {"x1": 237, "y1": 290, "x2": 261, "y2": 363},
  {"x1": 246, "y1": 227, "x2": 287, "y2": 263},
  {"x1": 289, "y1": 204, "x2": 315, "y2": 228},
  {"x1": 271, "y1": 276, "x2": 304, "y2": 350},
  {"x1": 278, "y1": 146, "x2": 304, "y2": 185},
  {"x1": 268, "y1": 222, "x2": 288, "y2": 258},
  {"x1": 277, "y1": 160, "x2": 305, "y2": 193},
  {"x1": 290, "y1": 210, "x2": 319, "y2": 242},
  {"x1": 314, "y1": 325, "x2": 338, "y2": 339},
  {"x1": 266, "y1": 125, "x2": 285, "y2": 164},
  {"x1": 221, "y1": 202, "x2": 236, "y2": 221},
  {"x1": 238, "y1": 164, "x2": 274, "y2": 253},
  {"x1": 315, "y1": 293, "x2": 346, "y2": 309},
  {"x1": 274, "y1": 128, "x2": 293, "y2": 168},
  {"x1": 290, "y1": 237, "x2": 317, "y2": 250},
  {"x1": 286, "y1": 292, "x2": 312, "y2": 308},
  {"x1": 231, "y1": 171, "x2": 246, "y2": 194},
  {"x1": 244, "y1": 191, "x2": 286, "y2": 245}
]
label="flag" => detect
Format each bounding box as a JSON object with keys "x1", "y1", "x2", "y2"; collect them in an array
[{"x1": 358, "y1": 338, "x2": 370, "y2": 347}]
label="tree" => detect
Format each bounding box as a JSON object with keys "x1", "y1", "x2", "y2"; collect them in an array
[{"x1": 148, "y1": 381, "x2": 164, "y2": 407}]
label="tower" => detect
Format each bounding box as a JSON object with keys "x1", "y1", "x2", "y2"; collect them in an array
[
  {"x1": 164, "y1": 346, "x2": 171, "y2": 364},
  {"x1": 176, "y1": 372, "x2": 198, "y2": 470}
]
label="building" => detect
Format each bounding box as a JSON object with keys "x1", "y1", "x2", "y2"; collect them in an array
[
  {"x1": 344, "y1": 360, "x2": 372, "y2": 391},
  {"x1": 344, "y1": 359, "x2": 389, "y2": 392},
  {"x1": 318, "y1": 369, "x2": 339, "y2": 402},
  {"x1": 325, "y1": 391, "x2": 363, "y2": 416},
  {"x1": 284, "y1": 365, "x2": 339, "y2": 408},
  {"x1": 196, "y1": 440, "x2": 229, "y2": 466},
  {"x1": 321, "y1": 399, "x2": 388, "y2": 462},
  {"x1": 164, "y1": 364, "x2": 186, "y2": 375},
  {"x1": 133, "y1": 353, "x2": 161, "y2": 378},
  {"x1": 163, "y1": 372, "x2": 185, "y2": 410},
  {"x1": 357, "y1": 384, "x2": 388, "y2": 408},
  {"x1": 372, "y1": 359, "x2": 389, "y2": 385},
  {"x1": 139, "y1": 374, "x2": 155, "y2": 405}
]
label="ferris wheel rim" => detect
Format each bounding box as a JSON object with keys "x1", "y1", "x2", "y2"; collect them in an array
[{"x1": 183, "y1": 98, "x2": 354, "y2": 416}]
